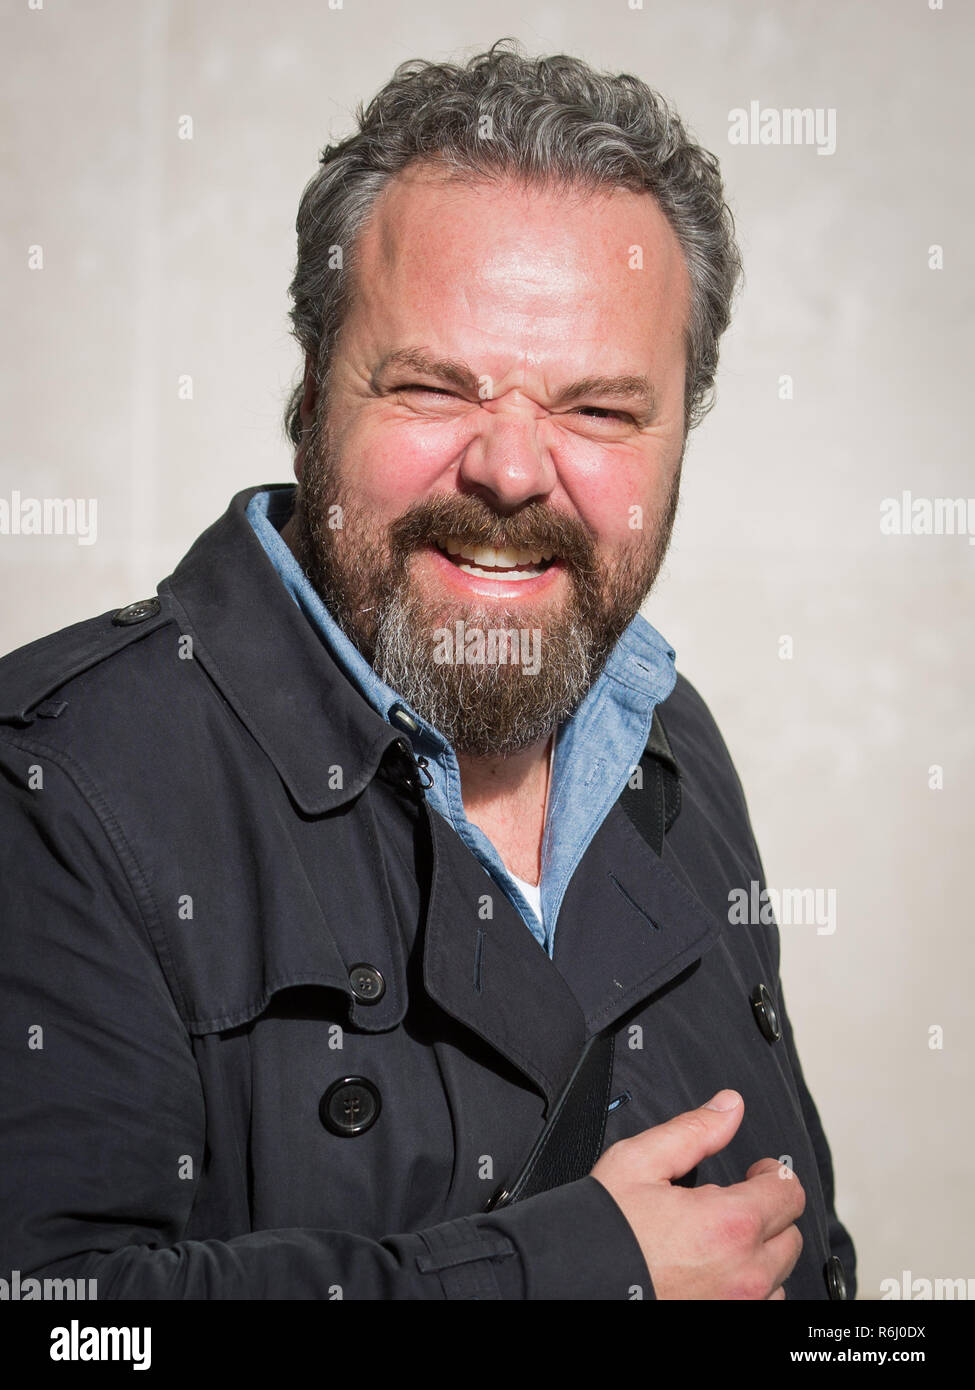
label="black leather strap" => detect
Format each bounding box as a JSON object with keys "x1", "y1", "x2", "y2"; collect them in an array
[
  {"x1": 619, "y1": 707, "x2": 681, "y2": 857},
  {"x1": 485, "y1": 708, "x2": 680, "y2": 1211},
  {"x1": 485, "y1": 1029, "x2": 616, "y2": 1209}
]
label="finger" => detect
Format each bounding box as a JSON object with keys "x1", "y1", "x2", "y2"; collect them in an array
[
  {"x1": 728, "y1": 1167, "x2": 806, "y2": 1241},
  {"x1": 746, "y1": 1156, "x2": 796, "y2": 1181},
  {"x1": 756, "y1": 1222, "x2": 803, "y2": 1294},
  {"x1": 633, "y1": 1091, "x2": 745, "y2": 1184}
]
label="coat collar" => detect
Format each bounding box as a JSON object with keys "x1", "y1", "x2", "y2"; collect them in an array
[{"x1": 161, "y1": 484, "x2": 406, "y2": 816}]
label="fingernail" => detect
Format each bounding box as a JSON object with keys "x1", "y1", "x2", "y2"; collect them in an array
[{"x1": 704, "y1": 1089, "x2": 741, "y2": 1111}]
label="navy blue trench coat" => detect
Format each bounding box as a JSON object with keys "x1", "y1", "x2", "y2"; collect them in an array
[{"x1": 0, "y1": 485, "x2": 856, "y2": 1300}]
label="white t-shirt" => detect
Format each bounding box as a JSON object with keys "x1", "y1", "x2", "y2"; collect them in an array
[{"x1": 509, "y1": 869, "x2": 543, "y2": 924}]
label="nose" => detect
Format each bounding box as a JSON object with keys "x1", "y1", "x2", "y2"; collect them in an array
[{"x1": 456, "y1": 409, "x2": 558, "y2": 512}]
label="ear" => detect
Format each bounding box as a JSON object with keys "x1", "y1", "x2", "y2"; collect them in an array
[
  {"x1": 299, "y1": 352, "x2": 318, "y2": 427},
  {"x1": 293, "y1": 353, "x2": 319, "y2": 482}
]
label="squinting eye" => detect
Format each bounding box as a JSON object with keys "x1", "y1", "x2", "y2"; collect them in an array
[
  {"x1": 573, "y1": 407, "x2": 631, "y2": 423},
  {"x1": 398, "y1": 387, "x2": 631, "y2": 423}
]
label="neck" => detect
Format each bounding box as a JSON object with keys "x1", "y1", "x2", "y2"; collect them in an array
[{"x1": 457, "y1": 734, "x2": 554, "y2": 886}]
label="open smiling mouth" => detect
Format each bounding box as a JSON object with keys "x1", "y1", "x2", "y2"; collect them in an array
[{"x1": 431, "y1": 535, "x2": 557, "y2": 582}]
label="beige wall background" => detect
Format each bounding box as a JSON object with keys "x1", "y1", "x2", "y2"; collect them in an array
[{"x1": 2, "y1": 0, "x2": 972, "y2": 1299}]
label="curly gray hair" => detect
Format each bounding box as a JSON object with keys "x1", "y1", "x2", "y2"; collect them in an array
[{"x1": 284, "y1": 38, "x2": 742, "y2": 446}]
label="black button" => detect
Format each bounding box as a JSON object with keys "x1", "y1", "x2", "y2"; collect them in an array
[
  {"x1": 750, "y1": 983, "x2": 781, "y2": 1043},
  {"x1": 320, "y1": 1077, "x2": 381, "y2": 1136},
  {"x1": 349, "y1": 963, "x2": 385, "y2": 1003},
  {"x1": 389, "y1": 704, "x2": 420, "y2": 736},
  {"x1": 112, "y1": 598, "x2": 161, "y2": 626},
  {"x1": 825, "y1": 1255, "x2": 848, "y2": 1300}
]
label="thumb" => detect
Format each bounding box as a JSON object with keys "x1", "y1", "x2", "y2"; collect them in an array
[{"x1": 641, "y1": 1090, "x2": 744, "y2": 1184}]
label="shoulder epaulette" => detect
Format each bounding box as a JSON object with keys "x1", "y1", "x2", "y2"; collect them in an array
[{"x1": 0, "y1": 597, "x2": 169, "y2": 725}]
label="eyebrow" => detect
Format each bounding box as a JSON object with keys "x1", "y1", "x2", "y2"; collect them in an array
[{"x1": 371, "y1": 348, "x2": 657, "y2": 422}]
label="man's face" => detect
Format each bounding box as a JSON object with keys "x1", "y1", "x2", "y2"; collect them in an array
[{"x1": 289, "y1": 164, "x2": 690, "y2": 758}]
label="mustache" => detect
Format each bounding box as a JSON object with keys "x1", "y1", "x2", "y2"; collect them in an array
[{"x1": 386, "y1": 496, "x2": 598, "y2": 569}]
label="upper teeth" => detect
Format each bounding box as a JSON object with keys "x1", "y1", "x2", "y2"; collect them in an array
[{"x1": 435, "y1": 537, "x2": 554, "y2": 567}]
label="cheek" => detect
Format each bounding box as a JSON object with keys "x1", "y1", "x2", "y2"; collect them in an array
[
  {"x1": 340, "y1": 417, "x2": 469, "y2": 515},
  {"x1": 551, "y1": 439, "x2": 663, "y2": 547}
]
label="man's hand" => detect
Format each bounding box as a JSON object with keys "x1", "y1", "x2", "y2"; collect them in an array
[{"x1": 590, "y1": 1090, "x2": 804, "y2": 1299}]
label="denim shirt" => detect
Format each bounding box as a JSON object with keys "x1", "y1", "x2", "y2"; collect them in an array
[{"x1": 246, "y1": 487, "x2": 677, "y2": 959}]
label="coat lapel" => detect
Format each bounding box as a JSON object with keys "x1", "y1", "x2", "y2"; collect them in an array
[
  {"x1": 551, "y1": 800, "x2": 725, "y2": 1033},
  {"x1": 417, "y1": 708, "x2": 733, "y2": 1108},
  {"x1": 421, "y1": 806, "x2": 587, "y2": 1115}
]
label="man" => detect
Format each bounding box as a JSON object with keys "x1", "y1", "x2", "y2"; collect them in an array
[{"x1": 0, "y1": 41, "x2": 855, "y2": 1300}]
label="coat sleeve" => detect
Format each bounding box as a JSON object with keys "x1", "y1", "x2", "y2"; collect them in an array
[{"x1": 0, "y1": 734, "x2": 649, "y2": 1301}]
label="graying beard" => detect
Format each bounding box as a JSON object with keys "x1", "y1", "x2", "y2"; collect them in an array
[{"x1": 372, "y1": 593, "x2": 602, "y2": 758}]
